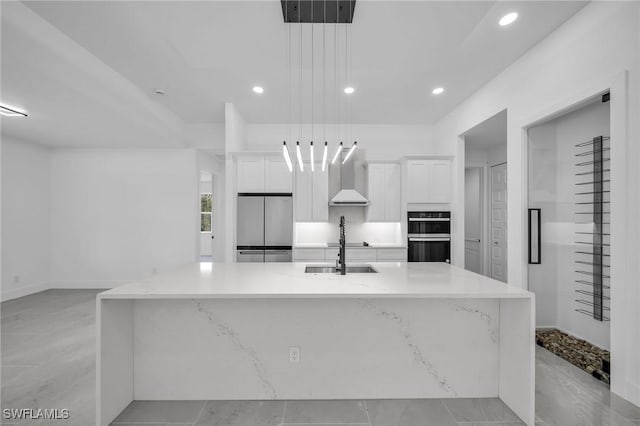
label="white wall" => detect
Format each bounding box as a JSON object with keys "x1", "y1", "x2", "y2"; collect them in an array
[
  {"x1": 435, "y1": 1, "x2": 639, "y2": 403},
  {"x1": 186, "y1": 123, "x2": 225, "y2": 153},
  {"x1": 49, "y1": 149, "x2": 198, "y2": 286},
  {"x1": 1, "y1": 139, "x2": 51, "y2": 300},
  {"x1": 246, "y1": 123, "x2": 438, "y2": 160},
  {"x1": 529, "y1": 100, "x2": 610, "y2": 349}
]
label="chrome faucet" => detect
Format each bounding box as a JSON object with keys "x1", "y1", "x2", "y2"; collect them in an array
[{"x1": 337, "y1": 215, "x2": 346, "y2": 275}]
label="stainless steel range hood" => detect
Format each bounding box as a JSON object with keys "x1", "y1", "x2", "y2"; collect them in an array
[{"x1": 329, "y1": 147, "x2": 369, "y2": 207}]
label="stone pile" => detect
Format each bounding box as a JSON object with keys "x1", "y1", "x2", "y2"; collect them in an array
[{"x1": 536, "y1": 328, "x2": 610, "y2": 385}]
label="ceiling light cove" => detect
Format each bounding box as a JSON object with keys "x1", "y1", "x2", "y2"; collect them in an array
[
  {"x1": 432, "y1": 87, "x2": 445, "y2": 95},
  {"x1": 252, "y1": 86, "x2": 264, "y2": 94},
  {"x1": 499, "y1": 12, "x2": 518, "y2": 26},
  {"x1": 0, "y1": 104, "x2": 28, "y2": 117},
  {"x1": 344, "y1": 87, "x2": 355, "y2": 95}
]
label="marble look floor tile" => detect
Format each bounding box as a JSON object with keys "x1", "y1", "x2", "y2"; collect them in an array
[
  {"x1": 195, "y1": 400, "x2": 284, "y2": 426},
  {"x1": 481, "y1": 398, "x2": 521, "y2": 422},
  {"x1": 607, "y1": 393, "x2": 640, "y2": 421},
  {"x1": 535, "y1": 362, "x2": 635, "y2": 426},
  {"x1": 112, "y1": 424, "x2": 194, "y2": 426},
  {"x1": 456, "y1": 423, "x2": 524, "y2": 426},
  {"x1": 366, "y1": 399, "x2": 456, "y2": 426},
  {"x1": 441, "y1": 399, "x2": 492, "y2": 422},
  {"x1": 112, "y1": 400, "x2": 206, "y2": 424},
  {"x1": 283, "y1": 400, "x2": 368, "y2": 424}
]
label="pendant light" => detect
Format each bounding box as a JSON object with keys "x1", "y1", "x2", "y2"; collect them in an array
[
  {"x1": 332, "y1": 141, "x2": 343, "y2": 164},
  {"x1": 283, "y1": 141, "x2": 293, "y2": 172},
  {"x1": 280, "y1": 0, "x2": 357, "y2": 172},
  {"x1": 296, "y1": 141, "x2": 304, "y2": 171}
]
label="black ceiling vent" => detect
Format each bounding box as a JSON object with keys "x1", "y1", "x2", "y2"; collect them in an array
[{"x1": 281, "y1": 0, "x2": 356, "y2": 23}]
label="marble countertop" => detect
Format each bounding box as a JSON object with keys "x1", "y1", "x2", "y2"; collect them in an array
[{"x1": 99, "y1": 262, "x2": 532, "y2": 300}]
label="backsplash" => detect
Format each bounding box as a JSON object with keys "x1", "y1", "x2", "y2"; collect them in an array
[{"x1": 295, "y1": 208, "x2": 402, "y2": 245}]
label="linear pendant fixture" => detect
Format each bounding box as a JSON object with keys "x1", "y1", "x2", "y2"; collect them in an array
[
  {"x1": 296, "y1": 141, "x2": 304, "y2": 171},
  {"x1": 310, "y1": 141, "x2": 315, "y2": 172},
  {"x1": 342, "y1": 141, "x2": 357, "y2": 164},
  {"x1": 282, "y1": 141, "x2": 293, "y2": 172},
  {"x1": 322, "y1": 141, "x2": 328, "y2": 171},
  {"x1": 331, "y1": 142, "x2": 343, "y2": 164},
  {"x1": 281, "y1": 0, "x2": 356, "y2": 23},
  {"x1": 0, "y1": 105, "x2": 27, "y2": 117}
]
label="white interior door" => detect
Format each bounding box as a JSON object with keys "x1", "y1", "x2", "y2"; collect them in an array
[
  {"x1": 490, "y1": 162, "x2": 508, "y2": 282},
  {"x1": 465, "y1": 167, "x2": 483, "y2": 274}
]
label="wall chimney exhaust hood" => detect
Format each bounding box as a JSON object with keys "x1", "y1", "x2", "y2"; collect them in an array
[{"x1": 329, "y1": 147, "x2": 369, "y2": 206}]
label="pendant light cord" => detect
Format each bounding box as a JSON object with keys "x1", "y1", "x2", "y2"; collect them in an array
[{"x1": 311, "y1": 1, "x2": 314, "y2": 145}]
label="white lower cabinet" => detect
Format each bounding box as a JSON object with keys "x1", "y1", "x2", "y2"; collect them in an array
[
  {"x1": 376, "y1": 248, "x2": 407, "y2": 261},
  {"x1": 295, "y1": 247, "x2": 407, "y2": 262},
  {"x1": 293, "y1": 248, "x2": 325, "y2": 262},
  {"x1": 346, "y1": 248, "x2": 378, "y2": 262}
]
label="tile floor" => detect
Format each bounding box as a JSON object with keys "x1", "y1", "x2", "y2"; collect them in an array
[{"x1": 2, "y1": 289, "x2": 640, "y2": 426}]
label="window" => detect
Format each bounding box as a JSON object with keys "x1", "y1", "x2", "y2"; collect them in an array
[{"x1": 200, "y1": 193, "x2": 212, "y2": 232}]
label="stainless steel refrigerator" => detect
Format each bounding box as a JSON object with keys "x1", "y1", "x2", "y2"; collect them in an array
[{"x1": 236, "y1": 194, "x2": 293, "y2": 262}]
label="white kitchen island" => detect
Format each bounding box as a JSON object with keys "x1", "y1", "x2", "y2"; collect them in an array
[{"x1": 97, "y1": 262, "x2": 535, "y2": 426}]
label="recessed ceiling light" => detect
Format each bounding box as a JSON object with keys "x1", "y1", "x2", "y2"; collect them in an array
[
  {"x1": 344, "y1": 87, "x2": 355, "y2": 94},
  {"x1": 0, "y1": 104, "x2": 27, "y2": 117},
  {"x1": 432, "y1": 87, "x2": 445, "y2": 95},
  {"x1": 253, "y1": 86, "x2": 264, "y2": 94},
  {"x1": 499, "y1": 12, "x2": 518, "y2": 26}
]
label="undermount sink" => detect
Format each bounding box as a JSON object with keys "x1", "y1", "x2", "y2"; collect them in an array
[{"x1": 305, "y1": 265, "x2": 378, "y2": 274}]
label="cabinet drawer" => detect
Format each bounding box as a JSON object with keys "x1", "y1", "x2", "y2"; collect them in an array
[
  {"x1": 325, "y1": 248, "x2": 340, "y2": 261},
  {"x1": 293, "y1": 248, "x2": 325, "y2": 261},
  {"x1": 376, "y1": 248, "x2": 407, "y2": 261},
  {"x1": 345, "y1": 248, "x2": 377, "y2": 261}
]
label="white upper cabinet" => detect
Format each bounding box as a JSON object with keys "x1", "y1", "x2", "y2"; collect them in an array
[
  {"x1": 312, "y1": 166, "x2": 329, "y2": 221},
  {"x1": 295, "y1": 163, "x2": 328, "y2": 222},
  {"x1": 407, "y1": 159, "x2": 452, "y2": 203},
  {"x1": 367, "y1": 163, "x2": 401, "y2": 222},
  {"x1": 265, "y1": 157, "x2": 293, "y2": 192},
  {"x1": 237, "y1": 156, "x2": 265, "y2": 193},
  {"x1": 237, "y1": 155, "x2": 292, "y2": 193},
  {"x1": 426, "y1": 160, "x2": 452, "y2": 203}
]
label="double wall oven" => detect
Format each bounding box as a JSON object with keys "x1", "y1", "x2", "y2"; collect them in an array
[{"x1": 407, "y1": 211, "x2": 451, "y2": 263}]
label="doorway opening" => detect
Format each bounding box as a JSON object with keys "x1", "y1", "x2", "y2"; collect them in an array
[
  {"x1": 462, "y1": 110, "x2": 508, "y2": 282},
  {"x1": 199, "y1": 171, "x2": 214, "y2": 262},
  {"x1": 527, "y1": 96, "x2": 611, "y2": 384}
]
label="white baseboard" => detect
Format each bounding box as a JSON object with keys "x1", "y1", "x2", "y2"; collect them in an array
[
  {"x1": 625, "y1": 380, "x2": 640, "y2": 407},
  {"x1": 1, "y1": 281, "x2": 50, "y2": 302}
]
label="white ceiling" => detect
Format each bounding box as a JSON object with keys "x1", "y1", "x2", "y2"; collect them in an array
[
  {"x1": 19, "y1": 0, "x2": 587, "y2": 127},
  {"x1": 463, "y1": 109, "x2": 507, "y2": 149}
]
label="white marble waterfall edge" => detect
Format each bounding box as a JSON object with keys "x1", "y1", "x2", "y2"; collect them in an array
[{"x1": 98, "y1": 297, "x2": 534, "y2": 426}]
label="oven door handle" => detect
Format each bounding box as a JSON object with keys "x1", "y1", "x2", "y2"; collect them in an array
[
  {"x1": 409, "y1": 237, "x2": 451, "y2": 242},
  {"x1": 408, "y1": 218, "x2": 450, "y2": 222}
]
